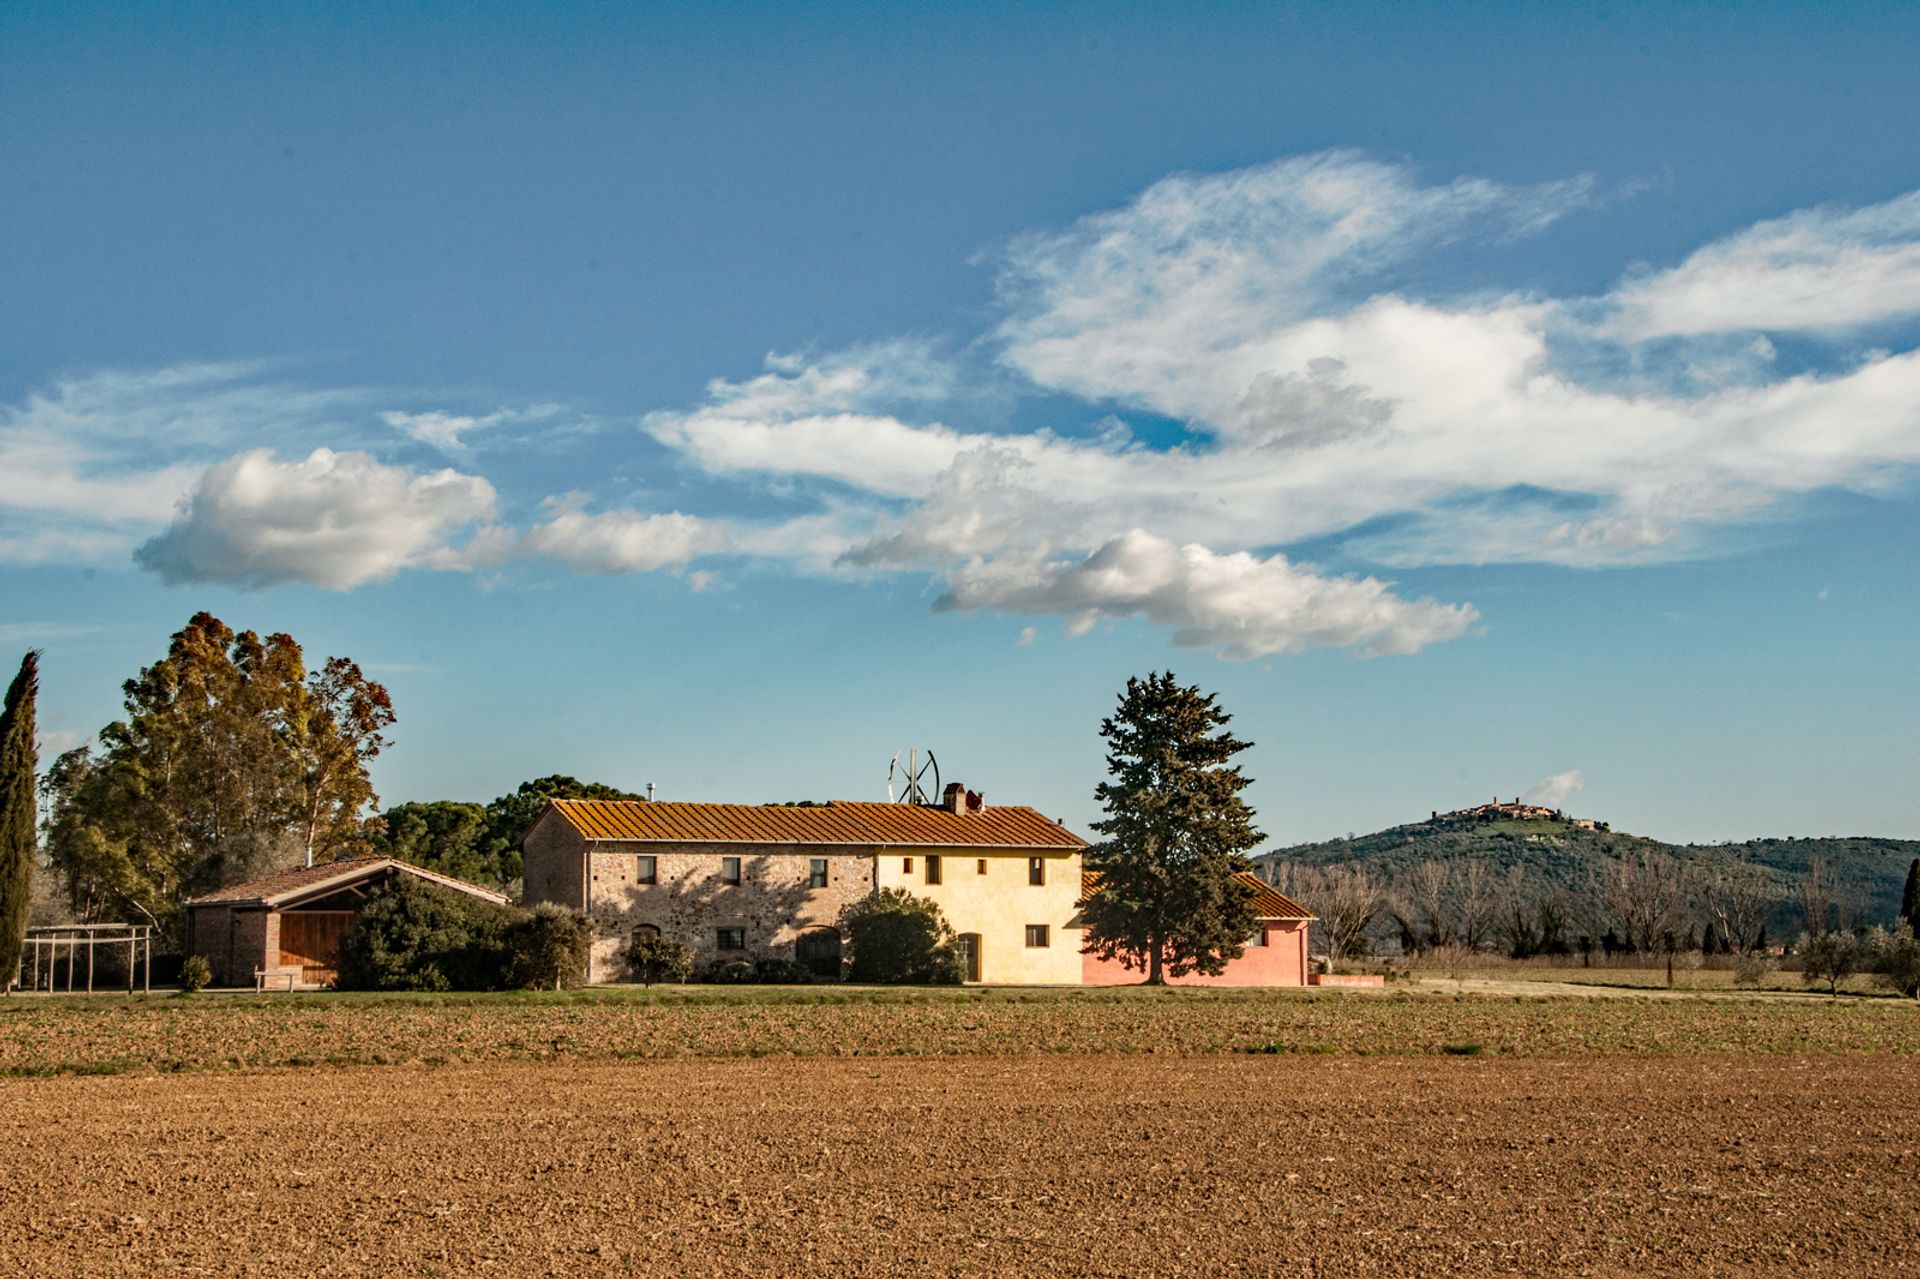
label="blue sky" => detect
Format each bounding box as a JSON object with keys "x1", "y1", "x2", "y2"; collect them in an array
[{"x1": 4, "y1": 2, "x2": 1919, "y2": 845}]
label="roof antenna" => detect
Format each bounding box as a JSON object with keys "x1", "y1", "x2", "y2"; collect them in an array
[{"x1": 886, "y1": 749, "x2": 939, "y2": 804}]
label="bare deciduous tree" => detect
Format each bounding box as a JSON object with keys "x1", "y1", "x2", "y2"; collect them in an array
[
  {"x1": 1597, "y1": 849, "x2": 1690, "y2": 953},
  {"x1": 1699, "y1": 857, "x2": 1777, "y2": 954},
  {"x1": 1275, "y1": 863, "x2": 1385, "y2": 966}
]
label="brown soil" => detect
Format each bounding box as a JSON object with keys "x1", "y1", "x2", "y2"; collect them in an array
[{"x1": 3, "y1": 1055, "x2": 1915, "y2": 1278}]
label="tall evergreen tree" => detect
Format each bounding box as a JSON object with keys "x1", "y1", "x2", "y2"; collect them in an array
[
  {"x1": 0, "y1": 652, "x2": 39, "y2": 988},
  {"x1": 1078, "y1": 672, "x2": 1261, "y2": 984},
  {"x1": 1902, "y1": 857, "x2": 1920, "y2": 930}
]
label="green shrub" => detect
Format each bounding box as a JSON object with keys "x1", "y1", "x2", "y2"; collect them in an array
[
  {"x1": 1796, "y1": 929, "x2": 1862, "y2": 996},
  {"x1": 699, "y1": 958, "x2": 758, "y2": 984},
  {"x1": 1732, "y1": 950, "x2": 1776, "y2": 989},
  {"x1": 178, "y1": 954, "x2": 211, "y2": 993},
  {"x1": 752, "y1": 957, "x2": 815, "y2": 984},
  {"x1": 1867, "y1": 922, "x2": 1920, "y2": 998},
  {"x1": 623, "y1": 933, "x2": 694, "y2": 986},
  {"x1": 841, "y1": 888, "x2": 964, "y2": 985},
  {"x1": 503, "y1": 903, "x2": 593, "y2": 990},
  {"x1": 335, "y1": 877, "x2": 516, "y2": 992}
]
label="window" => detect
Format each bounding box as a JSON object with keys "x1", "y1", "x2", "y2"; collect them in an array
[
  {"x1": 721, "y1": 856, "x2": 741, "y2": 885},
  {"x1": 1246, "y1": 929, "x2": 1266, "y2": 948},
  {"x1": 977, "y1": 859, "x2": 987, "y2": 875},
  {"x1": 637, "y1": 856, "x2": 657, "y2": 886},
  {"x1": 1025, "y1": 924, "x2": 1050, "y2": 948},
  {"x1": 903, "y1": 856, "x2": 913, "y2": 874},
  {"x1": 716, "y1": 927, "x2": 746, "y2": 951},
  {"x1": 926, "y1": 855, "x2": 942, "y2": 885},
  {"x1": 809, "y1": 858, "x2": 828, "y2": 888},
  {"x1": 1028, "y1": 857, "x2": 1046, "y2": 886}
]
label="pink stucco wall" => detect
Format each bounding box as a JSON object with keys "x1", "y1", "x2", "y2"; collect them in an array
[{"x1": 1080, "y1": 920, "x2": 1310, "y2": 987}]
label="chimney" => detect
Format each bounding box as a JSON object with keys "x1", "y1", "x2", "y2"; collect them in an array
[{"x1": 942, "y1": 782, "x2": 966, "y2": 813}]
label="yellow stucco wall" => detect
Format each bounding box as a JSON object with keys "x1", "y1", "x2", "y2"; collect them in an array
[{"x1": 874, "y1": 848, "x2": 1084, "y2": 985}]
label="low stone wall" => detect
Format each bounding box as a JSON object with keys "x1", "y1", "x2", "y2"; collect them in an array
[{"x1": 1309, "y1": 973, "x2": 1386, "y2": 988}]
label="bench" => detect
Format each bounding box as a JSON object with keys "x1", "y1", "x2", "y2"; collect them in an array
[{"x1": 253, "y1": 968, "x2": 298, "y2": 993}]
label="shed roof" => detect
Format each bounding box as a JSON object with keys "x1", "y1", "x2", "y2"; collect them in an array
[
  {"x1": 185, "y1": 858, "x2": 510, "y2": 909},
  {"x1": 1079, "y1": 869, "x2": 1315, "y2": 921},
  {"x1": 542, "y1": 798, "x2": 1086, "y2": 850}
]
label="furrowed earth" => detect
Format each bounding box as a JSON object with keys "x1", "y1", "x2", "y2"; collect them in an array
[{"x1": 2, "y1": 989, "x2": 1916, "y2": 1276}]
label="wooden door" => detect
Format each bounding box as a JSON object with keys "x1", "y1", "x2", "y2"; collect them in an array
[
  {"x1": 278, "y1": 911, "x2": 354, "y2": 986},
  {"x1": 957, "y1": 933, "x2": 982, "y2": 983}
]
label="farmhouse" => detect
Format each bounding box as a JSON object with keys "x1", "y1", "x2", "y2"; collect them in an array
[
  {"x1": 1077, "y1": 871, "x2": 1315, "y2": 987},
  {"x1": 184, "y1": 858, "x2": 510, "y2": 989},
  {"x1": 521, "y1": 784, "x2": 1089, "y2": 984}
]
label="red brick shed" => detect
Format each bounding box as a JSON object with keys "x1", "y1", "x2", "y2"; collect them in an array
[{"x1": 184, "y1": 859, "x2": 509, "y2": 989}]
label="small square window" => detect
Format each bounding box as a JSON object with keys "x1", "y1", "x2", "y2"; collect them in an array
[
  {"x1": 716, "y1": 927, "x2": 746, "y2": 951},
  {"x1": 809, "y1": 858, "x2": 828, "y2": 889},
  {"x1": 976, "y1": 858, "x2": 987, "y2": 875},
  {"x1": 926, "y1": 855, "x2": 942, "y2": 885},
  {"x1": 1246, "y1": 929, "x2": 1266, "y2": 948},
  {"x1": 1028, "y1": 857, "x2": 1046, "y2": 886},
  {"x1": 903, "y1": 856, "x2": 913, "y2": 874},
  {"x1": 637, "y1": 855, "x2": 657, "y2": 886},
  {"x1": 1025, "y1": 924, "x2": 1050, "y2": 948},
  {"x1": 721, "y1": 856, "x2": 741, "y2": 885}
]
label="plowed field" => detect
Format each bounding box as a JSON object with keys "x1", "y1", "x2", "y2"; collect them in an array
[{"x1": 4, "y1": 1054, "x2": 1915, "y2": 1277}]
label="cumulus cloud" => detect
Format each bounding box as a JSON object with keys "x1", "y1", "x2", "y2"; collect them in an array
[
  {"x1": 521, "y1": 501, "x2": 724, "y2": 574},
  {"x1": 1521, "y1": 770, "x2": 1586, "y2": 808},
  {"x1": 936, "y1": 528, "x2": 1477, "y2": 658},
  {"x1": 135, "y1": 448, "x2": 498, "y2": 589}
]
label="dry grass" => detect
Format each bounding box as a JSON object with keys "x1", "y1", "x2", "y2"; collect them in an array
[{"x1": 2, "y1": 982, "x2": 1916, "y2": 1076}]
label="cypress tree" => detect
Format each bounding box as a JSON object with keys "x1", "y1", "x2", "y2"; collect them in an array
[
  {"x1": 1902, "y1": 858, "x2": 1920, "y2": 930},
  {"x1": 0, "y1": 652, "x2": 39, "y2": 990}
]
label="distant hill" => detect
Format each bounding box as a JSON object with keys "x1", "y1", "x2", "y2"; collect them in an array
[{"x1": 1254, "y1": 804, "x2": 1920, "y2": 933}]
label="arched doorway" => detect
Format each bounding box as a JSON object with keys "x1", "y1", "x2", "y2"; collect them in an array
[
  {"x1": 796, "y1": 927, "x2": 843, "y2": 979},
  {"x1": 957, "y1": 933, "x2": 982, "y2": 983}
]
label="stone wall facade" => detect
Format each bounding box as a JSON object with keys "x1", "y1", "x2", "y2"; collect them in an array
[
  {"x1": 581, "y1": 842, "x2": 876, "y2": 983},
  {"x1": 522, "y1": 813, "x2": 588, "y2": 912}
]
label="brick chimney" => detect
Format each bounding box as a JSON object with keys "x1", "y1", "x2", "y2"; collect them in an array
[{"x1": 942, "y1": 782, "x2": 966, "y2": 813}]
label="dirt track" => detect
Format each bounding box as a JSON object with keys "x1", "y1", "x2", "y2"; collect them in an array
[{"x1": 4, "y1": 1055, "x2": 1916, "y2": 1277}]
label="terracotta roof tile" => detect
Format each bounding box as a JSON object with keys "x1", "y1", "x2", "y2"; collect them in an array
[
  {"x1": 547, "y1": 799, "x2": 1086, "y2": 849},
  {"x1": 185, "y1": 858, "x2": 508, "y2": 908},
  {"x1": 1080, "y1": 869, "x2": 1314, "y2": 920}
]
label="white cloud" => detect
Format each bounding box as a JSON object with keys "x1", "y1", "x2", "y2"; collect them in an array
[
  {"x1": 1607, "y1": 190, "x2": 1920, "y2": 339},
  {"x1": 521, "y1": 502, "x2": 723, "y2": 574},
  {"x1": 1522, "y1": 769, "x2": 1585, "y2": 808},
  {"x1": 936, "y1": 528, "x2": 1477, "y2": 658},
  {"x1": 135, "y1": 448, "x2": 497, "y2": 590}
]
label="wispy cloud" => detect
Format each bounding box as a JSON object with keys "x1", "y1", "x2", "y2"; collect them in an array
[{"x1": 12, "y1": 153, "x2": 1920, "y2": 663}]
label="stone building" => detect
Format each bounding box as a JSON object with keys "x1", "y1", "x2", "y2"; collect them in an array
[
  {"x1": 521, "y1": 785, "x2": 1088, "y2": 984},
  {"x1": 184, "y1": 858, "x2": 510, "y2": 989}
]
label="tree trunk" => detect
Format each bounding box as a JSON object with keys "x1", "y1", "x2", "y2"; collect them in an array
[{"x1": 1144, "y1": 936, "x2": 1165, "y2": 985}]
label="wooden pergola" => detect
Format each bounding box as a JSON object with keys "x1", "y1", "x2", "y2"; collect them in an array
[{"x1": 11, "y1": 924, "x2": 153, "y2": 995}]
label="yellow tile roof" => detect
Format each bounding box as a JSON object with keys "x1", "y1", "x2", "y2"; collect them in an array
[
  {"x1": 547, "y1": 798, "x2": 1087, "y2": 849},
  {"x1": 1080, "y1": 869, "x2": 1315, "y2": 920}
]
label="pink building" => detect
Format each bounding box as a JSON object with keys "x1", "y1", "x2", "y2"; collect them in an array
[{"x1": 1079, "y1": 870, "x2": 1315, "y2": 987}]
